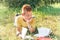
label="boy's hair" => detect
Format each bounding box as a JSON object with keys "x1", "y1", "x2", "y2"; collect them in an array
[{"x1": 22, "y1": 4, "x2": 32, "y2": 11}]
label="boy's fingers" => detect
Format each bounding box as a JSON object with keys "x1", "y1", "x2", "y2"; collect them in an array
[
  {"x1": 29, "y1": 28, "x2": 35, "y2": 33},
  {"x1": 16, "y1": 32, "x2": 21, "y2": 36}
]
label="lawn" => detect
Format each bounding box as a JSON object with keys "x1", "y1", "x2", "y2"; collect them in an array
[{"x1": 0, "y1": 3, "x2": 60, "y2": 40}]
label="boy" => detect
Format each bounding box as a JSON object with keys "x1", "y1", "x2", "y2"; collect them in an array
[{"x1": 14, "y1": 4, "x2": 36, "y2": 39}]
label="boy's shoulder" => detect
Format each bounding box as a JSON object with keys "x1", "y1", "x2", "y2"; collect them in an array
[
  {"x1": 31, "y1": 15, "x2": 36, "y2": 21},
  {"x1": 15, "y1": 14, "x2": 36, "y2": 20},
  {"x1": 15, "y1": 14, "x2": 23, "y2": 20}
]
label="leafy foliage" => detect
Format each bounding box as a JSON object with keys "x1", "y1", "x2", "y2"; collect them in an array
[
  {"x1": 1, "y1": 0, "x2": 60, "y2": 8},
  {"x1": 5, "y1": 0, "x2": 40, "y2": 8}
]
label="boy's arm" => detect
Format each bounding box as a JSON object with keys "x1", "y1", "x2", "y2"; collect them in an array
[
  {"x1": 27, "y1": 17, "x2": 36, "y2": 33},
  {"x1": 31, "y1": 18, "x2": 36, "y2": 32},
  {"x1": 16, "y1": 25, "x2": 22, "y2": 36},
  {"x1": 14, "y1": 15, "x2": 22, "y2": 36}
]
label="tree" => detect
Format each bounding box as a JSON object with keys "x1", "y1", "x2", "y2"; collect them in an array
[
  {"x1": 5, "y1": 0, "x2": 40, "y2": 8},
  {"x1": 3, "y1": 0, "x2": 60, "y2": 8}
]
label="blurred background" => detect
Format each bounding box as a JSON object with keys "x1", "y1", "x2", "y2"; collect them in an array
[{"x1": 0, "y1": 0, "x2": 60, "y2": 40}]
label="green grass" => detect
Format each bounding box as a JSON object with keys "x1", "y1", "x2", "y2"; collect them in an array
[{"x1": 34, "y1": 6, "x2": 60, "y2": 16}]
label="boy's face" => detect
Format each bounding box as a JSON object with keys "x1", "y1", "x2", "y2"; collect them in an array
[{"x1": 23, "y1": 11, "x2": 32, "y2": 20}]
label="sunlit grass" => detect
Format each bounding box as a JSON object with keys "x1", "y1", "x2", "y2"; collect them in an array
[{"x1": 50, "y1": 3, "x2": 60, "y2": 8}]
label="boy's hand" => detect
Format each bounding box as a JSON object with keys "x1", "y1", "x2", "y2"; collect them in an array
[
  {"x1": 29, "y1": 27, "x2": 35, "y2": 33},
  {"x1": 26, "y1": 19, "x2": 35, "y2": 33},
  {"x1": 26, "y1": 20, "x2": 30, "y2": 23}
]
